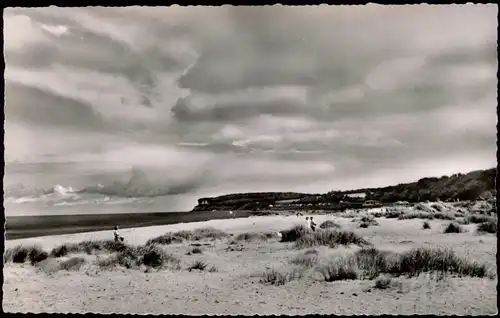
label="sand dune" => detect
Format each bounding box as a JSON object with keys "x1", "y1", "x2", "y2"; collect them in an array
[{"x1": 3, "y1": 212, "x2": 498, "y2": 315}]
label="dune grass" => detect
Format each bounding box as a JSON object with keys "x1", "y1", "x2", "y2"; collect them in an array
[
  {"x1": 477, "y1": 220, "x2": 497, "y2": 234},
  {"x1": 398, "y1": 212, "x2": 455, "y2": 221},
  {"x1": 317, "y1": 256, "x2": 359, "y2": 281},
  {"x1": 182, "y1": 227, "x2": 229, "y2": 241},
  {"x1": 358, "y1": 215, "x2": 379, "y2": 228},
  {"x1": 289, "y1": 251, "x2": 318, "y2": 268},
  {"x1": 422, "y1": 221, "x2": 431, "y2": 229},
  {"x1": 463, "y1": 214, "x2": 496, "y2": 224},
  {"x1": 59, "y1": 257, "x2": 87, "y2": 271},
  {"x1": 50, "y1": 240, "x2": 132, "y2": 257},
  {"x1": 384, "y1": 210, "x2": 403, "y2": 219},
  {"x1": 187, "y1": 260, "x2": 208, "y2": 272},
  {"x1": 96, "y1": 244, "x2": 181, "y2": 270},
  {"x1": 279, "y1": 224, "x2": 370, "y2": 249},
  {"x1": 374, "y1": 275, "x2": 393, "y2": 289},
  {"x1": 279, "y1": 225, "x2": 311, "y2": 243},
  {"x1": 232, "y1": 231, "x2": 279, "y2": 242},
  {"x1": 319, "y1": 220, "x2": 341, "y2": 229},
  {"x1": 295, "y1": 229, "x2": 371, "y2": 249},
  {"x1": 387, "y1": 247, "x2": 488, "y2": 278},
  {"x1": 145, "y1": 227, "x2": 230, "y2": 247},
  {"x1": 145, "y1": 234, "x2": 185, "y2": 246},
  {"x1": 4, "y1": 245, "x2": 48, "y2": 265},
  {"x1": 146, "y1": 227, "x2": 229, "y2": 246},
  {"x1": 260, "y1": 267, "x2": 303, "y2": 285},
  {"x1": 315, "y1": 247, "x2": 490, "y2": 282}
]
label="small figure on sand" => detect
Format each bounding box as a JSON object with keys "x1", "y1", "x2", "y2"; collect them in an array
[
  {"x1": 114, "y1": 225, "x2": 124, "y2": 243},
  {"x1": 305, "y1": 216, "x2": 316, "y2": 231},
  {"x1": 310, "y1": 217, "x2": 317, "y2": 232}
]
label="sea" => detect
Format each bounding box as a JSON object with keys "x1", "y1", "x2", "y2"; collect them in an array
[{"x1": 3, "y1": 165, "x2": 236, "y2": 240}]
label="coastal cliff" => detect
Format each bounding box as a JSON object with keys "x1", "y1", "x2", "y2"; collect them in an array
[{"x1": 191, "y1": 168, "x2": 497, "y2": 212}]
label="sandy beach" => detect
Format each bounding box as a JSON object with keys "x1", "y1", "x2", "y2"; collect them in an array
[{"x1": 3, "y1": 211, "x2": 497, "y2": 315}]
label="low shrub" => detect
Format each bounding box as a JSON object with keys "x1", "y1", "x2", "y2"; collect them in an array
[
  {"x1": 387, "y1": 247, "x2": 487, "y2": 278},
  {"x1": 314, "y1": 247, "x2": 490, "y2": 282},
  {"x1": 317, "y1": 257, "x2": 358, "y2": 281},
  {"x1": 208, "y1": 266, "x2": 218, "y2": 273},
  {"x1": 398, "y1": 212, "x2": 432, "y2": 220},
  {"x1": 97, "y1": 249, "x2": 140, "y2": 269},
  {"x1": 190, "y1": 228, "x2": 229, "y2": 241},
  {"x1": 294, "y1": 229, "x2": 370, "y2": 249},
  {"x1": 385, "y1": 210, "x2": 403, "y2": 219},
  {"x1": 280, "y1": 225, "x2": 310, "y2": 243},
  {"x1": 443, "y1": 222, "x2": 465, "y2": 234},
  {"x1": 171, "y1": 230, "x2": 193, "y2": 240},
  {"x1": 50, "y1": 244, "x2": 71, "y2": 257},
  {"x1": 289, "y1": 252, "x2": 318, "y2": 268},
  {"x1": 357, "y1": 216, "x2": 379, "y2": 228},
  {"x1": 360, "y1": 215, "x2": 377, "y2": 223},
  {"x1": 187, "y1": 260, "x2": 208, "y2": 272},
  {"x1": 96, "y1": 244, "x2": 180, "y2": 270},
  {"x1": 50, "y1": 240, "x2": 129, "y2": 257},
  {"x1": 59, "y1": 257, "x2": 86, "y2": 271},
  {"x1": 187, "y1": 247, "x2": 203, "y2": 255},
  {"x1": 141, "y1": 245, "x2": 170, "y2": 268},
  {"x1": 433, "y1": 213, "x2": 456, "y2": 220},
  {"x1": 4, "y1": 245, "x2": 47, "y2": 264},
  {"x1": 464, "y1": 214, "x2": 496, "y2": 224},
  {"x1": 374, "y1": 275, "x2": 393, "y2": 289},
  {"x1": 319, "y1": 220, "x2": 341, "y2": 229},
  {"x1": 304, "y1": 249, "x2": 319, "y2": 255},
  {"x1": 353, "y1": 248, "x2": 393, "y2": 279},
  {"x1": 260, "y1": 267, "x2": 301, "y2": 285},
  {"x1": 233, "y1": 231, "x2": 278, "y2": 242},
  {"x1": 145, "y1": 234, "x2": 184, "y2": 246},
  {"x1": 477, "y1": 220, "x2": 497, "y2": 234},
  {"x1": 398, "y1": 212, "x2": 455, "y2": 221},
  {"x1": 422, "y1": 221, "x2": 431, "y2": 230},
  {"x1": 28, "y1": 249, "x2": 48, "y2": 265}
]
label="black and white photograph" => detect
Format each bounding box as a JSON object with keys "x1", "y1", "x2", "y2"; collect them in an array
[{"x1": 3, "y1": 4, "x2": 498, "y2": 315}]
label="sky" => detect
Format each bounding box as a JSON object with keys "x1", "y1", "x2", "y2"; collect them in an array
[{"x1": 3, "y1": 5, "x2": 498, "y2": 206}]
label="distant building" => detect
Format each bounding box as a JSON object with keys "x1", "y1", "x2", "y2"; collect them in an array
[
  {"x1": 346, "y1": 192, "x2": 367, "y2": 199},
  {"x1": 394, "y1": 201, "x2": 409, "y2": 206},
  {"x1": 364, "y1": 200, "x2": 381, "y2": 206},
  {"x1": 199, "y1": 199, "x2": 209, "y2": 205}
]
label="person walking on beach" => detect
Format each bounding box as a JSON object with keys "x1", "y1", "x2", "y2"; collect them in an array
[
  {"x1": 310, "y1": 217, "x2": 317, "y2": 232},
  {"x1": 114, "y1": 225, "x2": 124, "y2": 243},
  {"x1": 305, "y1": 217, "x2": 311, "y2": 230}
]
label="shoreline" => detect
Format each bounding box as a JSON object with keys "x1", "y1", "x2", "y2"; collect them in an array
[{"x1": 6, "y1": 210, "x2": 258, "y2": 240}]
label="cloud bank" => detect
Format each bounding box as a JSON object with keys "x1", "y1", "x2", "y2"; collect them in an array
[{"x1": 4, "y1": 5, "x2": 497, "y2": 213}]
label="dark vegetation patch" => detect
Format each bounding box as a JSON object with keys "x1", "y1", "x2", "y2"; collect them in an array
[
  {"x1": 443, "y1": 222, "x2": 465, "y2": 234},
  {"x1": 477, "y1": 220, "x2": 497, "y2": 234}
]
